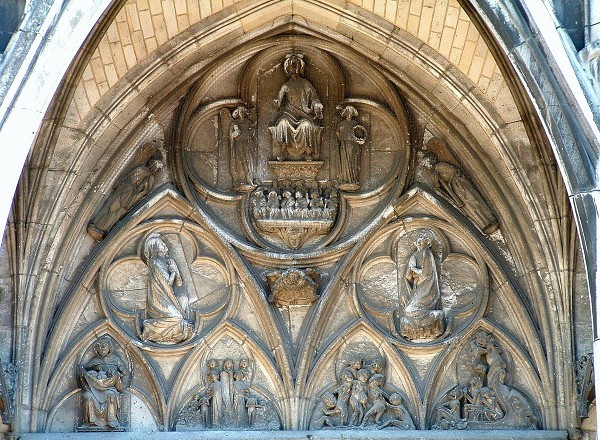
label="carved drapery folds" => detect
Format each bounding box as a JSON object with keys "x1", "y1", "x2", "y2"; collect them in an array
[
  {"x1": 415, "y1": 141, "x2": 498, "y2": 235},
  {"x1": 310, "y1": 356, "x2": 414, "y2": 430},
  {"x1": 0, "y1": 360, "x2": 15, "y2": 432},
  {"x1": 78, "y1": 336, "x2": 131, "y2": 431},
  {"x1": 431, "y1": 331, "x2": 537, "y2": 430},
  {"x1": 355, "y1": 223, "x2": 488, "y2": 345},
  {"x1": 36, "y1": 34, "x2": 551, "y2": 434},
  {"x1": 88, "y1": 143, "x2": 164, "y2": 241}
]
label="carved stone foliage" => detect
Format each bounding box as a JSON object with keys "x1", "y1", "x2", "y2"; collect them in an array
[
  {"x1": 100, "y1": 228, "x2": 232, "y2": 346},
  {"x1": 310, "y1": 343, "x2": 414, "y2": 431},
  {"x1": 355, "y1": 223, "x2": 488, "y2": 345},
  {"x1": 176, "y1": 337, "x2": 280, "y2": 431},
  {"x1": 174, "y1": 37, "x2": 409, "y2": 251},
  {"x1": 267, "y1": 268, "x2": 319, "y2": 307},
  {"x1": 77, "y1": 336, "x2": 131, "y2": 431},
  {"x1": 415, "y1": 140, "x2": 498, "y2": 235},
  {"x1": 88, "y1": 143, "x2": 164, "y2": 241},
  {"x1": 431, "y1": 330, "x2": 537, "y2": 430}
]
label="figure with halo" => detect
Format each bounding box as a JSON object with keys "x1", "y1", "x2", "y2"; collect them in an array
[
  {"x1": 396, "y1": 230, "x2": 446, "y2": 341},
  {"x1": 269, "y1": 53, "x2": 323, "y2": 160}
]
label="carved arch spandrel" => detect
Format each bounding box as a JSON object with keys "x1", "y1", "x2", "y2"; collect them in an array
[
  {"x1": 301, "y1": 321, "x2": 420, "y2": 429},
  {"x1": 425, "y1": 320, "x2": 545, "y2": 430},
  {"x1": 40, "y1": 325, "x2": 163, "y2": 432},
  {"x1": 38, "y1": 188, "x2": 291, "y2": 414},
  {"x1": 167, "y1": 322, "x2": 289, "y2": 430},
  {"x1": 293, "y1": 186, "x2": 552, "y2": 425}
]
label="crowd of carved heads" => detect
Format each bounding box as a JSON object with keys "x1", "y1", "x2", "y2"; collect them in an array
[{"x1": 36, "y1": 35, "x2": 552, "y2": 433}]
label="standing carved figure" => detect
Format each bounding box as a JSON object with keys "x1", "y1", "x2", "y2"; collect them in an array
[
  {"x1": 228, "y1": 106, "x2": 257, "y2": 191},
  {"x1": 141, "y1": 234, "x2": 193, "y2": 344},
  {"x1": 79, "y1": 337, "x2": 128, "y2": 430},
  {"x1": 269, "y1": 53, "x2": 323, "y2": 160},
  {"x1": 87, "y1": 150, "x2": 163, "y2": 241},
  {"x1": 397, "y1": 231, "x2": 446, "y2": 341},
  {"x1": 337, "y1": 105, "x2": 367, "y2": 191}
]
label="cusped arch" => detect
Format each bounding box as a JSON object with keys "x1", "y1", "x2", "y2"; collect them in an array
[
  {"x1": 302, "y1": 321, "x2": 420, "y2": 428},
  {"x1": 41, "y1": 323, "x2": 164, "y2": 432},
  {"x1": 425, "y1": 319, "x2": 547, "y2": 429},
  {"x1": 168, "y1": 321, "x2": 289, "y2": 429}
]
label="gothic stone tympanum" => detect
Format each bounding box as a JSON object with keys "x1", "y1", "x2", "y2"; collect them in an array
[{"x1": 39, "y1": 35, "x2": 546, "y2": 435}]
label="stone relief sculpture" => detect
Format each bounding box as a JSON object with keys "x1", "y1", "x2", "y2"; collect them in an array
[
  {"x1": 78, "y1": 336, "x2": 130, "y2": 431},
  {"x1": 266, "y1": 267, "x2": 319, "y2": 306},
  {"x1": 177, "y1": 358, "x2": 278, "y2": 430},
  {"x1": 250, "y1": 184, "x2": 339, "y2": 249},
  {"x1": 221, "y1": 105, "x2": 257, "y2": 192},
  {"x1": 141, "y1": 233, "x2": 194, "y2": 344},
  {"x1": 356, "y1": 224, "x2": 488, "y2": 345},
  {"x1": 88, "y1": 148, "x2": 163, "y2": 241},
  {"x1": 395, "y1": 230, "x2": 446, "y2": 341},
  {"x1": 432, "y1": 330, "x2": 537, "y2": 430},
  {"x1": 337, "y1": 105, "x2": 367, "y2": 191},
  {"x1": 269, "y1": 53, "x2": 323, "y2": 161},
  {"x1": 311, "y1": 357, "x2": 414, "y2": 430},
  {"x1": 416, "y1": 148, "x2": 498, "y2": 234}
]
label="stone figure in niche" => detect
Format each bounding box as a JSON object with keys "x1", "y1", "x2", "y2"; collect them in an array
[
  {"x1": 416, "y1": 149, "x2": 498, "y2": 234},
  {"x1": 432, "y1": 330, "x2": 537, "y2": 430},
  {"x1": 266, "y1": 267, "x2": 319, "y2": 306},
  {"x1": 337, "y1": 105, "x2": 367, "y2": 191},
  {"x1": 269, "y1": 53, "x2": 323, "y2": 160},
  {"x1": 222, "y1": 105, "x2": 257, "y2": 192},
  {"x1": 78, "y1": 336, "x2": 129, "y2": 431},
  {"x1": 87, "y1": 149, "x2": 163, "y2": 241},
  {"x1": 396, "y1": 230, "x2": 446, "y2": 341},
  {"x1": 141, "y1": 234, "x2": 193, "y2": 344},
  {"x1": 178, "y1": 358, "x2": 265, "y2": 430},
  {"x1": 311, "y1": 357, "x2": 413, "y2": 430}
]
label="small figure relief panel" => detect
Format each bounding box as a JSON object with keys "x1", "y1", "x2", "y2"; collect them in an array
[
  {"x1": 77, "y1": 336, "x2": 132, "y2": 432},
  {"x1": 415, "y1": 137, "x2": 499, "y2": 235},
  {"x1": 430, "y1": 330, "x2": 538, "y2": 430},
  {"x1": 309, "y1": 343, "x2": 415, "y2": 430},
  {"x1": 88, "y1": 143, "x2": 165, "y2": 241},
  {"x1": 354, "y1": 225, "x2": 488, "y2": 345},
  {"x1": 174, "y1": 36, "x2": 409, "y2": 251},
  {"x1": 176, "y1": 337, "x2": 281, "y2": 431},
  {"x1": 100, "y1": 229, "x2": 232, "y2": 346}
]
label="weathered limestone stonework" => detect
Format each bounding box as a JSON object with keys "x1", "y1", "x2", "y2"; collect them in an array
[{"x1": 0, "y1": 0, "x2": 597, "y2": 439}]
